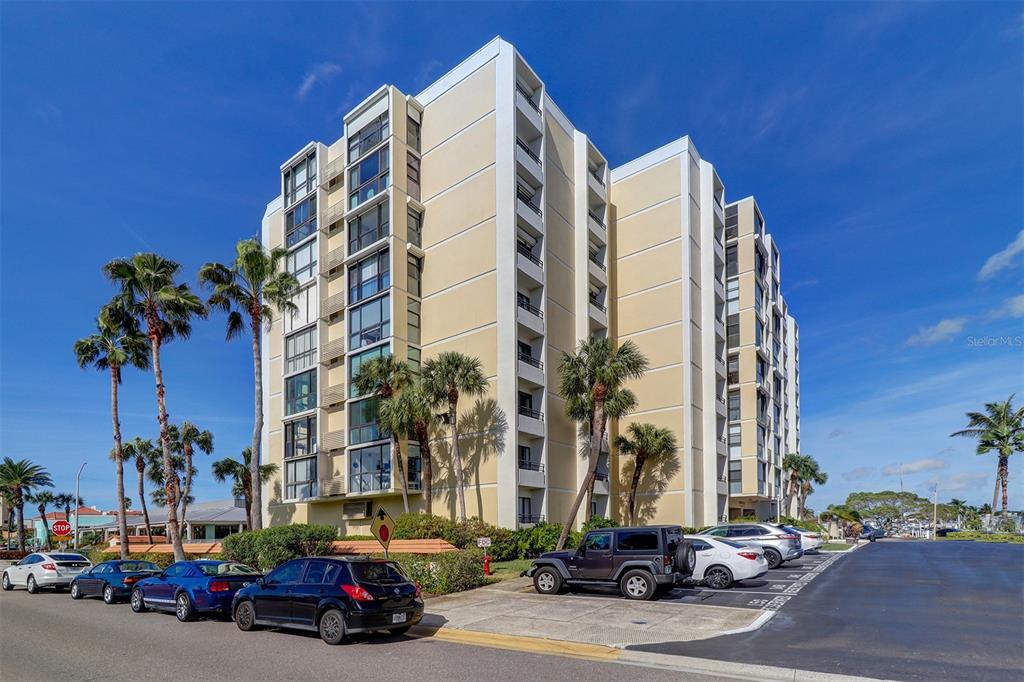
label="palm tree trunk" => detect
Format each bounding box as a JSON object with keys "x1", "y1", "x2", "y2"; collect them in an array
[
  {"x1": 249, "y1": 317, "x2": 264, "y2": 530},
  {"x1": 39, "y1": 506, "x2": 51, "y2": 550},
  {"x1": 148, "y1": 332, "x2": 185, "y2": 561},
  {"x1": 627, "y1": 453, "x2": 647, "y2": 526},
  {"x1": 393, "y1": 436, "x2": 409, "y2": 513},
  {"x1": 999, "y1": 455, "x2": 1009, "y2": 515},
  {"x1": 110, "y1": 367, "x2": 131, "y2": 560},
  {"x1": 180, "y1": 443, "x2": 193, "y2": 528},
  {"x1": 417, "y1": 426, "x2": 433, "y2": 516},
  {"x1": 242, "y1": 476, "x2": 252, "y2": 529},
  {"x1": 584, "y1": 424, "x2": 596, "y2": 518},
  {"x1": 557, "y1": 402, "x2": 605, "y2": 550},
  {"x1": 16, "y1": 498, "x2": 25, "y2": 552},
  {"x1": 450, "y1": 400, "x2": 467, "y2": 521},
  {"x1": 137, "y1": 463, "x2": 153, "y2": 543}
]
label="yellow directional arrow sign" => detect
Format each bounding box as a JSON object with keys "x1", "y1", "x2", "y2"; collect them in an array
[{"x1": 370, "y1": 506, "x2": 396, "y2": 554}]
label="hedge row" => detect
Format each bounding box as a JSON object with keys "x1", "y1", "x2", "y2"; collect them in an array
[
  {"x1": 221, "y1": 524, "x2": 337, "y2": 570},
  {"x1": 389, "y1": 551, "x2": 488, "y2": 595},
  {"x1": 945, "y1": 531, "x2": 1024, "y2": 544},
  {"x1": 85, "y1": 551, "x2": 216, "y2": 568}
]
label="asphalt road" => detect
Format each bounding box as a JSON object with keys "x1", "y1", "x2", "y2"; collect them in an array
[
  {"x1": 630, "y1": 540, "x2": 1024, "y2": 681},
  {"x1": 0, "y1": 584, "x2": 705, "y2": 682}
]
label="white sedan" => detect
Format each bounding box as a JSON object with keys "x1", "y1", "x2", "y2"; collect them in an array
[
  {"x1": 689, "y1": 536, "x2": 769, "y2": 589},
  {"x1": 2, "y1": 552, "x2": 92, "y2": 593},
  {"x1": 789, "y1": 526, "x2": 824, "y2": 552}
]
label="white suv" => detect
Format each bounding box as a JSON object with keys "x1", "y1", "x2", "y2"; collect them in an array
[{"x1": 2, "y1": 552, "x2": 92, "y2": 593}]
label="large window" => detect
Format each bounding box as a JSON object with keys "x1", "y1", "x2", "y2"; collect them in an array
[
  {"x1": 285, "y1": 285, "x2": 317, "y2": 333},
  {"x1": 407, "y1": 255, "x2": 421, "y2": 297},
  {"x1": 350, "y1": 397, "x2": 381, "y2": 445},
  {"x1": 407, "y1": 208, "x2": 422, "y2": 247},
  {"x1": 285, "y1": 415, "x2": 317, "y2": 459},
  {"x1": 349, "y1": 295, "x2": 390, "y2": 350},
  {"x1": 285, "y1": 369, "x2": 316, "y2": 415},
  {"x1": 285, "y1": 197, "x2": 317, "y2": 247},
  {"x1": 348, "y1": 113, "x2": 388, "y2": 162},
  {"x1": 407, "y1": 444, "x2": 421, "y2": 489},
  {"x1": 406, "y1": 113, "x2": 421, "y2": 152},
  {"x1": 729, "y1": 424, "x2": 741, "y2": 459},
  {"x1": 285, "y1": 328, "x2": 317, "y2": 374},
  {"x1": 349, "y1": 346, "x2": 389, "y2": 398},
  {"x1": 349, "y1": 443, "x2": 391, "y2": 493},
  {"x1": 349, "y1": 249, "x2": 390, "y2": 304},
  {"x1": 283, "y1": 151, "x2": 317, "y2": 207},
  {"x1": 407, "y1": 300, "x2": 420, "y2": 344},
  {"x1": 727, "y1": 314, "x2": 740, "y2": 347},
  {"x1": 728, "y1": 390, "x2": 741, "y2": 422},
  {"x1": 726, "y1": 246, "x2": 738, "y2": 277},
  {"x1": 285, "y1": 456, "x2": 317, "y2": 500},
  {"x1": 729, "y1": 460, "x2": 742, "y2": 494},
  {"x1": 287, "y1": 240, "x2": 318, "y2": 285},
  {"x1": 349, "y1": 145, "x2": 389, "y2": 209},
  {"x1": 348, "y1": 202, "x2": 389, "y2": 254},
  {"x1": 726, "y1": 278, "x2": 739, "y2": 314},
  {"x1": 407, "y1": 346, "x2": 421, "y2": 374},
  {"x1": 406, "y1": 152, "x2": 420, "y2": 201}
]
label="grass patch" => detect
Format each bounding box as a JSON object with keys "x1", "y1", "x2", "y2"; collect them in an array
[
  {"x1": 821, "y1": 542, "x2": 854, "y2": 551},
  {"x1": 490, "y1": 559, "x2": 533, "y2": 581}
]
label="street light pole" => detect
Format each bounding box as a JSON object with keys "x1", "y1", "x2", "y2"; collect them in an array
[
  {"x1": 73, "y1": 461, "x2": 86, "y2": 549},
  {"x1": 931, "y1": 483, "x2": 939, "y2": 541}
]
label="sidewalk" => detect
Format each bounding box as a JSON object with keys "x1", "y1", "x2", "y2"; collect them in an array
[{"x1": 418, "y1": 577, "x2": 763, "y2": 649}]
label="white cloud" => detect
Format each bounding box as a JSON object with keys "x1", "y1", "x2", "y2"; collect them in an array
[
  {"x1": 920, "y1": 471, "x2": 991, "y2": 494},
  {"x1": 978, "y1": 230, "x2": 1024, "y2": 281},
  {"x1": 882, "y1": 458, "x2": 948, "y2": 476},
  {"x1": 842, "y1": 466, "x2": 875, "y2": 481},
  {"x1": 905, "y1": 318, "x2": 967, "y2": 347},
  {"x1": 987, "y1": 294, "x2": 1024, "y2": 320},
  {"x1": 296, "y1": 62, "x2": 342, "y2": 101}
]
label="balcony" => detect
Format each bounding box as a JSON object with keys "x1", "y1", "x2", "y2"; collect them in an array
[
  {"x1": 321, "y1": 337, "x2": 345, "y2": 364},
  {"x1": 515, "y1": 85, "x2": 543, "y2": 136},
  {"x1": 587, "y1": 255, "x2": 608, "y2": 286},
  {"x1": 517, "y1": 406, "x2": 544, "y2": 437},
  {"x1": 715, "y1": 395, "x2": 727, "y2": 418},
  {"x1": 322, "y1": 158, "x2": 345, "y2": 188},
  {"x1": 587, "y1": 210, "x2": 607, "y2": 245},
  {"x1": 323, "y1": 201, "x2": 346, "y2": 229},
  {"x1": 717, "y1": 477, "x2": 729, "y2": 496},
  {"x1": 515, "y1": 139, "x2": 543, "y2": 186},
  {"x1": 318, "y1": 475, "x2": 346, "y2": 498},
  {"x1": 715, "y1": 317, "x2": 726, "y2": 340},
  {"x1": 518, "y1": 461, "x2": 546, "y2": 488},
  {"x1": 587, "y1": 168, "x2": 607, "y2": 202},
  {"x1": 322, "y1": 429, "x2": 346, "y2": 452},
  {"x1": 516, "y1": 187, "x2": 543, "y2": 235},
  {"x1": 516, "y1": 244, "x2": 544, "y2": 287},
  {"x1": 518, "y1": 352, "x2": 545, "y2": 386},
  {"x1": 516, "y1": 298, "x2": 544, "y2": 337},
  {"x1": 322, "y1": 292, "x2": 345, "y2": 318},
  {"x1": 518, "y1": 513, "x2": 544, "y2": 527},
  {"x1": 324, "y1": 246, "x2": 345, "y2": 272},
  {"x1": 593, "y1": 469, "x2": 610, "y2": 496},
  {"x1": 321, "y1": 383, "x2": 346, "y2": 408},
  {"x1": 588, "y1": 298, "x2": 608, "y2": 329},
  {"x1": 714, "y1": 276, "x2": 725, "y2": 302},
  {"x1": 715, "y1": 355, "x2": 727, "y2": 378}
]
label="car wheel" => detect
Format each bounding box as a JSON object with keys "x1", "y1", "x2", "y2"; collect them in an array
[
  {"x1": 532, "y1": 567, "x2": 562, "y2": 595},
  {"x1": 704, "y1": 566, "x2": 734, "y2": 590},
  {"x1": 235, "y1": 601, "x2": 257, "y2": 631},
  {"x1": 676, "y1": 541, "x2": 697, "y2": 576},
  {"x1": 389, "y1": 625, "x2": 412, "y2": 636},
  {"x1": 71, "y1": 582, "x2": 83, "y2": 599},
  {"x1": 175, "y1": 592, "x2": 194, "y2": 622},
  {"x1": 763, "y1": 548, "x2": 783, "y2": 569},
  {"x1": 318, "y1": 608, "x2": 347, "y2": 645},
  {"x1": 103, "y1": 585, "x2": 115, "y2": 604},
  {"x1": 620, "y1": 569, "x2": 656, "y2": 600},
  {"x1": 2, "y1": 572, "x2": 13, "y2": 591},
  {"x1": 130, "y1": 588, "x2": 147, "y2": 613},
  {"x1": 26, "y1": 575, "x2": 38, "y2": 594}
]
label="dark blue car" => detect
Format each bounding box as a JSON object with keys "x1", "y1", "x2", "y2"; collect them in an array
[
  {"x1": 130, "y1": 560, "x2": 262, "y2": 622},
  {"x1": 71, "y1": 560, "x2": 160, "y2": 604}
]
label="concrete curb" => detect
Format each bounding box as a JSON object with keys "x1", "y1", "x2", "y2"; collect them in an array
[{"x1": 617, "y1": 650, "x2": 895, "y2": 681}]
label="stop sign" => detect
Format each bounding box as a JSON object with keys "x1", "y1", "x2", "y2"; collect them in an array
[{"x1": 52, "y1": 520, "x2": 72, "y2": 536}]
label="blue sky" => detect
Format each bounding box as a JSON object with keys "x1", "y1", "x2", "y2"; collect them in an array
[{"x1": 2, "y1": 2, "x2": 1022, "y2": 513}]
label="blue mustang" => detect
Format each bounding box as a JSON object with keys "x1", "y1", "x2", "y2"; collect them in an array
[
  {"x1": 130, "y1": 560, "x2": 262, "y2": 622},
  {"x1": 71, "y1": 560, "x2": 160, "y2": 604}
]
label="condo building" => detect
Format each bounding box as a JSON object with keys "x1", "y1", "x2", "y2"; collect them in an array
[{"x1": 259, "y1": 38, "x2": 802, "y2": 533}]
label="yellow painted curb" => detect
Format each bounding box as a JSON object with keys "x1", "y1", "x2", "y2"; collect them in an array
[{"x1": 410, "y1": 626, "x2": 621, "y2": 662}]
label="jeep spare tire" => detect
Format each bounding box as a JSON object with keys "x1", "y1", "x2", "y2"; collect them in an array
[{"x1": 675, "y1": 540, "x2": 697, "y2": 576}]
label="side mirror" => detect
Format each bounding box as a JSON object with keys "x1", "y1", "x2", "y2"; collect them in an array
[
  {"x1": 256, "y1": 577, "x2": 265, "y2": 588},
  {"x1": 577, "y1": 544, "x2": 587, "y2": 556}
]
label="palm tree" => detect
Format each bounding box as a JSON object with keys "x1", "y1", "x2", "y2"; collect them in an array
[
  {"x1": 74, "y1": 297, "x2": 150, "y2": 559},
  {"x1": 422, "y1": 352, "x2": 488, "y2": 521},
  {"x1": 782, "y1": 453, "x2": 828, "y2": 519},
  {"x1": 0, "y1": 458, "x2": 53, "y2": 551},
  {"x1": 820, "y1": 504, "x2": 862, "y2": 540},
  {"x1": 354, "y1": 356, "x2": 414, "y2": 513},
  {"x1": 168, "y1": 421, "x2": 213, "y2": 526},
  {"x1": 949, "y1": 498, "x2": 968, "y2": 527},
  {"x1": 53, "y1": 493, "x2": 83, "y2": 526},
  {"x1": 556, "y1": 338, "x2": 648, "y2": 549},
  {"x1": 26, "y1": 491, "x2": 57, "y2": 550},
  {"x1": 105, "y1": 253, "x2": 207, "y2": 561},
  {"x1": 122, "y1": 437, "x2": 158, "y2": 542},
  {"x1": 379, "y1": 383, "x2": 438, "y2": 514},
  {"x1": 951, "y1": 395, "x2": 1024, "y2": 515},
  {"x1": 211, "y1": 448, "x2": 279, "y2": 526},
  {"x1": 782, "y1": 453, "x2": 805, "y2": 516},
  {"x1": 200, "y1": 239, "x2": 297, "y2": 531},
  {"x1": 615, "y1": 423, "x2": 677, "y2": 525}
]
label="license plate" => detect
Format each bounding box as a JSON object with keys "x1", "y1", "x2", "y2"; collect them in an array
[{"x1": 392, "y1": 613, "x2": 407, "y2": 624}]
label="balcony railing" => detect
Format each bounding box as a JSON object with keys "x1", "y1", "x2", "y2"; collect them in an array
[
  {"x1": 517, "y1": 298, "x2": 544, "y2": 318},
  {"x1": 322, "y1": 383, "x2": 346, "y2": 407},
  {"x1": 322, "y1": 292, "x2": 345, "y2": 317},
  {"x1": 516, "y1": 139, "x2": 541, "y2": 164},
  {"x1": 322, "y1": 430, "x2": 346, "y2": 451},
  {"x1": 517, "y1": 188, "x2": 542, "y2": 216},
  {"x1": 516, "y1": 243, "x2": 543, "y2": 267},
  {"x1": 323, "y1": 158, "x2": 345, "y2": 184},
  {"x1": 518, "y1": 352, "x2": 543, "y2": 369},
  {"x1": 518, "y1": 514, "x2": 544, "y2": 524},
  {"x1": 518, "y1": 406, "x2": 544, "y2": 421},
  {"x1": 324, "y1": 246, "x2": 345, "y2": 271},
  {"x1": 589, "y1": 167, "x2": 605, "y2": 187},
  {"x1": 518, "y1": 460, "x2": 544, "y2": 472},
  {"x1": 594, "y1": 470, "x2": 610, "y2": 482},
  {"x1": 319, "y1": 475, "x2": 346, "y2": 497},
  {"x1": 589, "y1": 298, "x2": 607, "y2": 313},
  {"x1": 588, "y1": 255, "x2": 607, "y2": 271},
  {"x1": 588, "y1": 211, "x2": 606, "y2": 229},
  {"x1": 324, "y1": 201, "x2": 346, "y2": 227},
  {"x1": 516, "y1": 85, "x2": 540, "y2": 112}
]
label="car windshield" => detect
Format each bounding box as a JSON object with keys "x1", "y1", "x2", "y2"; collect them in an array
[
  {"x1": 120, "y1": 561, "x2": 159, "y2": 572},
  {"x1": 790, "y1": 527, "x2": 809, "y2": 533},
  {"x1": 196, "y1": 562, "x2": 258, "y2": 576},
  {"x1": 351, "y1": 561, "x2": 408, "y2": 584},
  {"x1": 780, "y1": 526, "x2": 802, "y2": 535},
  {"x1": 50, "y1": 554, "x2": 87, "y2": 562},
  {"x1": 714, "y1": 539, "x2": 747, "y2": 549}
]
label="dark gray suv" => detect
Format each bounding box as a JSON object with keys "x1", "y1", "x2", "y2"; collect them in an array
[
  {"x1": 699, "y1": 523, "x2": 803, "y2": 568},
  {"x1": 524, "y1": 525, "x2": 696, "y2": 600}
]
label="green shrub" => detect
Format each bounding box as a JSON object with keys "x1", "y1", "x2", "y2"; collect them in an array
[
  {"x1": 680, "y1": 527, "x2": 700, "y2": 535},
  {"x1": 393, "y1": 513, "x2": 460, "y2": 546},
  {"x1": 581, "y1": 516, "x2": 617, "y2": 532},
  {"x1": 221, "y1": 524, "x2": 337, "y2": 570},
  {"x1": 391, "y1": 550, "x2": 487, "y2": 595},
  {"x1": 780, "y1": 516, "x2": 824, "y2": 533},
  {"x1": 85, "y1": 551, "x2": 203, "y2": 568},
  {"x1": 946, "y1": 531, "x2": 1023, "y2": 543}
]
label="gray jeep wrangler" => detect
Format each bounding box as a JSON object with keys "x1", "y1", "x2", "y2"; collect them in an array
[{"x1": 524, "y1": 525, "x2": 696, "y2": 600}]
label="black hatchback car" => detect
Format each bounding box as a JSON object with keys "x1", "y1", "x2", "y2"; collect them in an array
[{"x1": 231, "y1": 556, "x2": 424, "y2": 644}]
